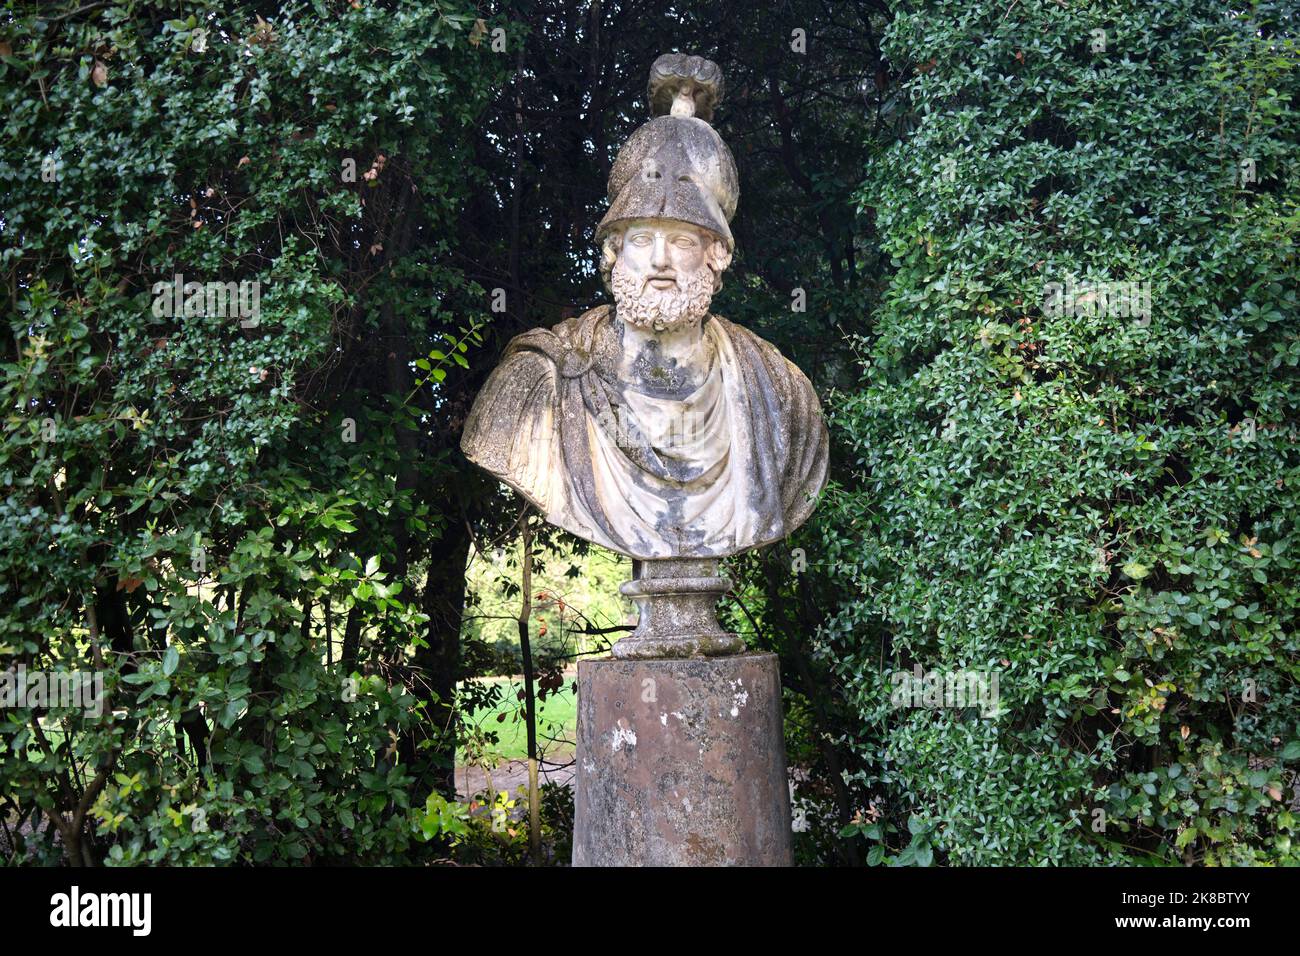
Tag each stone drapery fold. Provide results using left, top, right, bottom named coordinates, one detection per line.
left=461, top=305, right=828, bottom=559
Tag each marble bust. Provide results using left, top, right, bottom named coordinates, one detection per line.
left=461, top=54, right=828, bottom=565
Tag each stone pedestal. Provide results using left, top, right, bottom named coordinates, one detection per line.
left=572, top=652, right=793, bottom=866
left=615, top=558, right=744, bottom=658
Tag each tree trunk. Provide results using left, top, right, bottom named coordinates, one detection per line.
left=399, top=517, right=472, bottom=802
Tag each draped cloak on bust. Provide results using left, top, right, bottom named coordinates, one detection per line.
left=460, top=306, right=828, bottom=559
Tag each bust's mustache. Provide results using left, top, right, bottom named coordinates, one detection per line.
left=643, top=271, right=677, bottom=289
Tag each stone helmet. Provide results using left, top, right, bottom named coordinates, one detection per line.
left=596, top=54, right=740, bottom=251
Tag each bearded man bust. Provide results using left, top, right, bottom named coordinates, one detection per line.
left=461, top=54, right=828, bottom=561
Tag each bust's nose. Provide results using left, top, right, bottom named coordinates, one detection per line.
left=650, top=234, right=671, bottom=270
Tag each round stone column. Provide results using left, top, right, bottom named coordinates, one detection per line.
left=572, top=651, right=793, bottom=866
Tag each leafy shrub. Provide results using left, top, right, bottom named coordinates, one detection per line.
left=821, top=0, right=1300, bottom=864
left=0, top=0, right=504, bottom=864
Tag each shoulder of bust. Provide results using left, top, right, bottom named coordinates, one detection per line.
left=707, top=313, right=796, bottom=366
left=555, top=303, right=611, bottom=337
left=709, top=313, right=823, bottom=406
left=518, top=304, right=610, bottom=344
left=504, top=304, right=611, bottom=378
left=460, top=346, right=559, bottom=465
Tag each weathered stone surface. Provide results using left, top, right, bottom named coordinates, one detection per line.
left=597, top=114, right=739, bottom=251
left=572, top=652, right=793, bottom=866
left=459, top=305, right=828, bottom=559
left=601, top=53, right=736, bottom=247
left=614, top=557, right=743, bottom=658
left=647, top=53, right=724, bottom=123
left=459, top=52, right=829, bottom=565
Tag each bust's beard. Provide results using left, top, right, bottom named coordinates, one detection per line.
left=611, top=258, right=714, bottom=332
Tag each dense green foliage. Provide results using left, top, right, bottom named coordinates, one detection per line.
left=822, top=0, right=1300, bottom=864
left=5, top=0, right=1297, bottom=869
left=1, top=0, right=506, bottom=864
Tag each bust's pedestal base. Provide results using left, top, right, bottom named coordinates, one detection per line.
left=571, top=652, right=793, bottom=866
left=614, top=558, right=744, bottom=658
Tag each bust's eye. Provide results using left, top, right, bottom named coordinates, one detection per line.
left=672, top=236, right=697, bottom=248
left=629, top=234, right=653, bottom=246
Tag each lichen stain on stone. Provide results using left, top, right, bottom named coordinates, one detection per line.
left=683, top=832, right=725, bottom=866
left=730, top=679, right=749, bottom=717
left=612, top=718, right=638, bottom=752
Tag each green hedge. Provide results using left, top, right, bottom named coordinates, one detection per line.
left=823, top=0, right=1300, bottom=864
left=1, top=1, right=502, bottom=864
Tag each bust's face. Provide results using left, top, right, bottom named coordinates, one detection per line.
left=610, top=218, right=721, bottom=332
left=620, top=220, right=711, bottom=288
